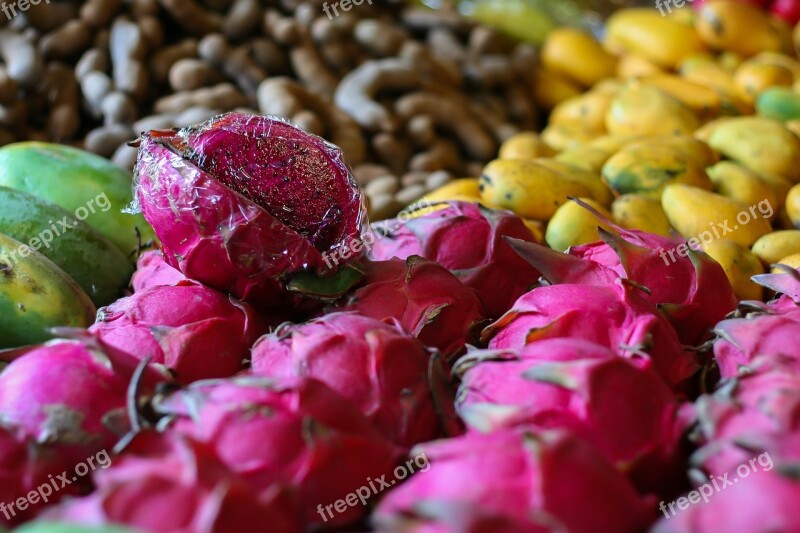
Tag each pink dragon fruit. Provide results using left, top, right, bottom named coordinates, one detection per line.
left=373, top=501, right=553, bottom=533
left=369, top=201, right=540, bottom=318
left=334, top=257, right=485, bottom=359
left=691, top=355, right=800, bottom=476
left=373, top=428, right=654, bottom=533
left=712, top=307, right=800, bottom=378
left=132, top=112, right=366, bottom=307
left=0, top=424, right=78, bottom=526
left=41, top=430, right=302, bottom=533
left=483, top=280, right=698, bottom=391
left=752, top=265, right=800, bottom=309
left=89, top=280, right=271, bottom=384
left=454, top=338, right=691, bottom=494
left=154, top=376, right=402, bottom=526
left=507, top=199, right=737, bottom=345
left=250, top=312, right=450, bottom=446
left=0, top=338, right=168, bottom=466
left=130, top=250, right=186, bottom=292
left=650, top=468, right=800, bottom=533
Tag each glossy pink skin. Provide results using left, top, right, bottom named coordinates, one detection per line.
left=753, top=268, right=800, bottom=307
left=374, top=428, right=654, bottom=533
left=336, top=257, right=485, bottom=359
left=0, top=339, right=166, bottom=465
left=90, top=281, right=271, bottom=384
left=0, top=425, right=77, bottom=526
left=251, top=312, right=442, bottom=446
left=369, top=202, right=540, bottom=318
left=131, top=250, right=187, bottom=292
left=42, top=431, right=302, bottom=533
left=514, top=224, right=736, bottom=346
left=483, top=281, right=698, bottom=390
left=713, top=308, right=800, bottom=378
left=650, top=470, right=800, bottom=533
left=692, top=357, right=800, bottom=475
left=373, top=502, right=552, bottom=533
left=455, top=339, right=690, bottom=493
left=159, top=377, right=401, bottom=527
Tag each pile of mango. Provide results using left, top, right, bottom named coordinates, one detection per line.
left=423, top=1, right=800, bottom=300
left=0, top=143, right=153, bottom=349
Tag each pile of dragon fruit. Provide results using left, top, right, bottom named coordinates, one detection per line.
left=4, top=112, right=800, bottom=533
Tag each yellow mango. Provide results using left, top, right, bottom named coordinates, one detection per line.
left=498, top=132, right=555, bottom=160
left=640, top=75, right=722, bottom=119
left=550, top=90, right=615, bottom=133
left=695, top=1, right=782, bottom=57
left=540, top=123, right=600, bottom=152
left=480, top=159, right=592, bottom=221
left=422, top=178, right=481, bottom=204
left=786, top=119, right=800, bottom=138
left=773, top=253, right=800, bottom=271
left=707, top=161, right=779, bottom=219
left=523, top=218, right=545, bottom=243
left=604, top=8, right=706, bottom=68
left=733, top=59, right=794, bottom=106
left=606, top=83, right=699, bottom=136
left=752, top=52, right=800, bottom=82
left=627, top=135, right=719, bottom=167
left=787, top=183, right=800, bottom=227
left=679, top=57, right=750, bottom=115
left=534, top=158, right=615, bottom=207
left=541, top=28, right=617, bottom=87
left=545, top=198, right=614, bottom=252
left=662, top=184, right=772, bottom=247
left=693, top=116, right=736, bottom=143
left=756, top=172, right=793, bottom=213
left=533, top=68, right=583, bottom=110
left=602, top=143, right=712, bottom=200
left=554, top=146, right=614, bottom=174
left=586, top=134, right=643, bottom=153
left=718, top=51, right=745, bottom=73
left=752, top=230, right=800, bottom=265
left=707, top=117, right=800, bottom=182
left=611, top=194, right=673, bottom=237
left=617, top=54, right=666, bottom=79
left=701, top=239, right=764, bottom=300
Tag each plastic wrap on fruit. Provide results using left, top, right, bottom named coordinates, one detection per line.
left=130, top=112, right=367, bottom=306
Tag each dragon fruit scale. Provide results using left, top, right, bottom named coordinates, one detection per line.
left=752, top=265, right=800, bottom=309
left=89, top=281, right=272, bottom=384
left=154, top=376, right=402, bottom=527
left=41, top=430, right=302, bottom=533
left=132, top=112, right=366, bottom=307
left=251, top=312, right=450, bottom=446
left=0, top=338, right=168, bottom=466
left=507, top=198, right=737, bottom=346
left=454, top=339, right=692, bottom=494
left=334, top=257, right=486, bottom=359
left=483, top=280, right=699, bottom=391
left=130, top=250, right=186, bottom=292
left=373, top=428, right=654, bottom=533
left=369, top=201, right=540, bottom=318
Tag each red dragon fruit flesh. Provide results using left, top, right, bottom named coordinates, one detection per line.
left=90, top=280, right=272, bottom=384
left=131, top=112, right=366, bottom=306
left=251, top=312, right=450, bottom=446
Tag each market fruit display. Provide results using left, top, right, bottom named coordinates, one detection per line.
left=3, top=1, right=800, bottom=532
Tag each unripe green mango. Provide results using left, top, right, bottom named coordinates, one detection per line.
left=0, top=142, right=155, bottom=256
left=756, top=87, right=800, bottom=122
left=0, top=186, right=133, bottom=306
left=0, top=232, right=96, bottom=349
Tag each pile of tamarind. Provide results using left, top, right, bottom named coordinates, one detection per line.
left=0, top=0, right=539, bottom=219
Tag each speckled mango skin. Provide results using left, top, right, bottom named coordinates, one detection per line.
left=0, top=232, right=95, bottom=349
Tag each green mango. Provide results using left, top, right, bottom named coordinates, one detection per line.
left=756, top=86, right=800, bottom=122
left=0, top=232, right=96, bottom=349
left=0, top=186, right=133, bottom=306
left=14, top=523, right=140, bottom=533
left=0, top=142, right=155, bottom=256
